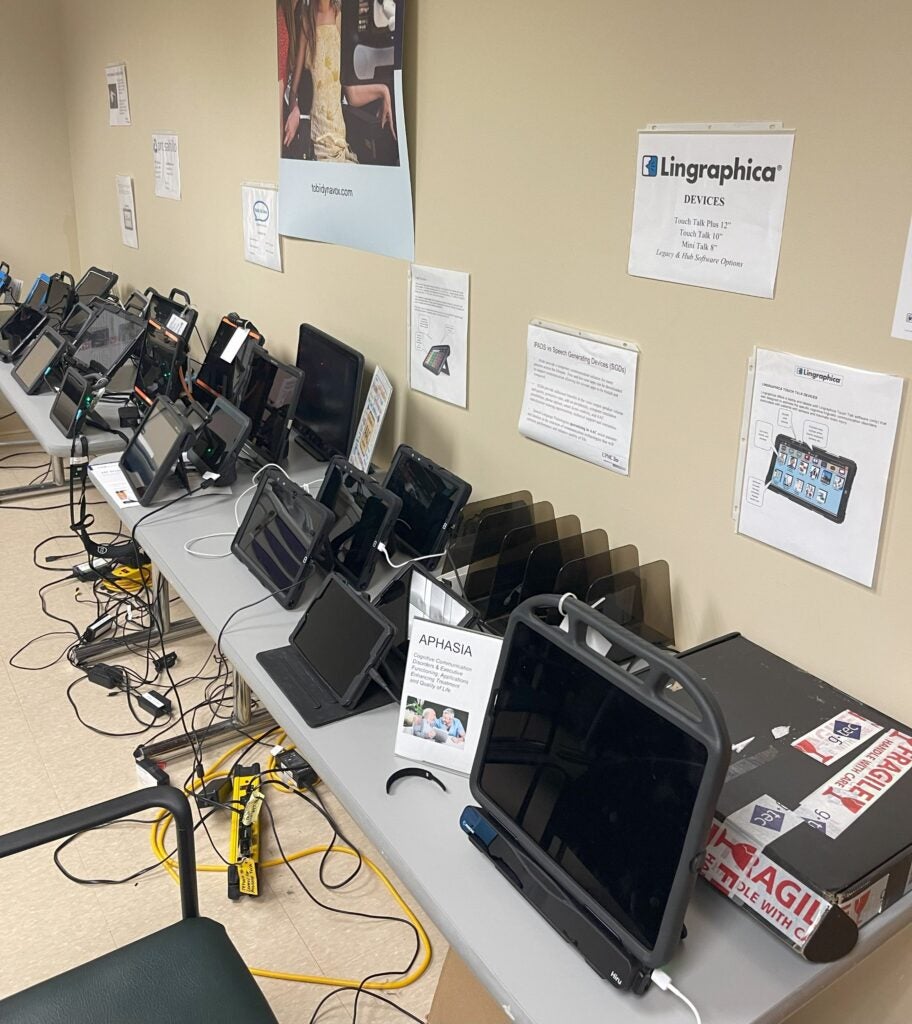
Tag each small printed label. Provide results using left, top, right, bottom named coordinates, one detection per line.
left=839, top=876, right=888, bottom=928
left=237, top=858, right=258, bottom=896
left=220, top=326, right=249, bottom=363
left=792, top=710, right=883, bottom=765
left=166, top=312, right=188, bottom=336
left=724, top=794, right=804, bottom=848
left=796, top=729, right=912, bottom=839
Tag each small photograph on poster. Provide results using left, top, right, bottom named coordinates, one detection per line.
left=402, top=698, right=471, bottom=749
left=736, top=348, right=903, bottom=587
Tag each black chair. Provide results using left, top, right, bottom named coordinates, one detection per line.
left=0, top=786, right=278, bottom=1024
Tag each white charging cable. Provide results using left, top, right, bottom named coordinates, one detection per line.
left=651, top=969, right=702, bottom=1024
left=184, top=463, right=305, bottom=559
left=376, top=540, right=446, bottom=570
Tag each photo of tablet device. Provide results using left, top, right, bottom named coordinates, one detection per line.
left=232, top=469, right=333, bottom=608
left=382, top=444, right=471, bottom=562
left=70, top=303, right=147, bottom=376
left=422, top=344, right=451, bottom=376
left=373, top=562, right=475, bottom=688
left=49, top=367, right=92, bottom=438
left=316, top=456, right=401, bottom=590
left=257, top=572, right=395, bottom=727
left=12, top=330, right=65, bottom=395
left=186, top=397, right=251, bottom=486
left=293, top=324, right=364, bottom=461
left=119, top=397, right=194, bottom=506
left=765, top=434, right=856, bottom=524
left=0, top=305, right=48, bottom=362
left=236, top=348, right=303, bottom=465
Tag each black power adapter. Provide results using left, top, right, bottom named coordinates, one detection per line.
left=136, top=690, right=172, bottom=718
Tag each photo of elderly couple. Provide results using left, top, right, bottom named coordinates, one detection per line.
left=403, top=698, right=469, bottom=749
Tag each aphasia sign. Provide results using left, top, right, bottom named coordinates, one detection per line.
left=629, top=131, right=794, bottom=298
left=276, top=0, right=414, bottom=260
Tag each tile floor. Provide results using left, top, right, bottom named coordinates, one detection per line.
left=0, top=435, right=446, bottom=1023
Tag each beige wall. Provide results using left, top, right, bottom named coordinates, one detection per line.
left=45, top=1, right=912, bottom=1019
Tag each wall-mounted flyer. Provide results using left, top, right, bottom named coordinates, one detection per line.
left=241, top=183, right=282, bottom=272
left=105, top=63, right=131, bottom=126
left=629, top=130, right=794, bottom=298
left=518, top=320, right=638, bottom=475
left=115, top=175, right=138, bottom=249
left=152, top=133, right=181, bottom=201
left=736, top=348, right=903, bottom=586
left=349, top=365, right=392, bottom=471
left=408, top=264, right=469, bottom=408
left=394, top=621, right=501, bottom=776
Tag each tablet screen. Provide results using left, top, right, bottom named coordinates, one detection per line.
left=1, top=306, right=44, bottom=348
left=50, top=370, right=87, bottom=435
left=73, top=307, right=145, bottom=373
left=135, top=403, right=183, bottom=464
left=294, top=325, right=363, bottom=457
left=384, top=449, right=468, bottom=556
left=76, top=270, right=111, bottom=300
left=237, top=351, right=301, bottom=461
left=292, top=577, right=386, bottom=698
left=15, top=333, right=59, bottom=388
left=769, top=439, right=849, bottom=518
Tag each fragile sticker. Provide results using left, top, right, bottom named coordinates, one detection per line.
left=796, top=729, right=912, bottom=838
left=792, top=709, right=883, bottom=765
left=839, top=876, right=888, bottom=928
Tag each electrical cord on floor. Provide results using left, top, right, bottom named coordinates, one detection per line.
left=651, top=969, right=703, bottom=1024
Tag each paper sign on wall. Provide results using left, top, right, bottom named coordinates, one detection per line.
left=891, top=216, right=912, bottom=341
left=105, top=63, right=131, bottom=126
left=736, top=348, right=902, bottom=586
left=349, top=366, right=392, bottom=472
left=242, top=183, right=282, bottom=272
left=115, top=175, right=138, bottom=249
left=408, top=265, right=469, bottom=408
left=518, top=321, right=638, bottom=475
left=629, top=130, right=794, bottom=298
left=152, top=133, right=181, bottom=201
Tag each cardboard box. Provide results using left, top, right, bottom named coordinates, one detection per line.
left=675, top=633, right=912, bottom=962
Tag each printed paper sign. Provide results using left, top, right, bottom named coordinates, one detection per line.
left=219, top=326, right=249, bottom=364
left=242, top=183, right=282, bottom=272
left=115, top=175, right=138, bottom=249
left=408, top=265, right=469, bottom=408
left=166, top=313, right=188, bottom=337
left=891, top=216, right=912, bottom=341
left=736, top=348, right=903, bottom=586
left=152, top=133, right=181, bottom=201
left=629, top=130, right=794, bottom=298
left=518, top=321, right=638, bottom=475
left=349, top=366, right=392, bottom=472
left=91, top=462, right=138, bottom=508
left=106, top=63, right=131, bottom=126
left=792, top=710, right=883, bottom=765
left=796, top=729, right=912, bottom=838
left=395, top=621, right=501, bottom=775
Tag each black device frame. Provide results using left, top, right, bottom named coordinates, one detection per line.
left=119, top=397, right=195, bottom=506
left=133, top=318, right=188, bottom=404
left=49, top=366, right=93, bottom=439
left=236, top=347, right=304, bottom=466
left=191, top=313, right=264, bottom=409
left=765, top=434, right=857, bottom=524
left=469, top=595, right=730, bottom=970
left=0, top=304, right=48, bottom=362
left=422, top=344, right=451, bottom=376
left=69, top=300, right=148, bottom=378
left=142, top=287, right=198, bottom=341
left=75, top=266, right=118, bottom=302
left=293, top=323, right=365, bottom=461
left=316, top=455, right=402, bottom=590
left=232, top=469, right=333, bottom=609
left=12, top=329, right=66, bottom=395
left=382, top=444, right=472, bottom=562
left=186, top=396, right=251, bottom=486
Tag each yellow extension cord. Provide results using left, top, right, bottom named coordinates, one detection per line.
left=149, top=731, right=432, bottom=990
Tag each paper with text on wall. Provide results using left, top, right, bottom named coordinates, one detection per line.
left=115, top=175, right=138, bottom=249
left=735, top=348, right=902, bottom=587
left=629, top=130, right=794, bottom=298
left=408, top=265, right=469, bottom=408
left=152, top=133, right=181, bottom=201
left=349, top=366, right=392, bottom=472
left=891, top=216, right=912, bottom=341
left=105, top=63, right=131, bottom=126
left=394, top=620, right=501, bottom=776
left=242, top=183, right=282, bottom=272
left=518, top=321, right=638, bottom=475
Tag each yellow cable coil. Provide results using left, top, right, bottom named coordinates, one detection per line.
left=149, top=731, right=432, bottom=989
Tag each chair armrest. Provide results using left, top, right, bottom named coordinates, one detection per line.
left=0, top=786, right=199, bottom=919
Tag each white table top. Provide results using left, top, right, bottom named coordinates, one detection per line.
left=89, top=452, right=912, bottom=1024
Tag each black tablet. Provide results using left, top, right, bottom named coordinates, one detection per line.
left=373, top=562, right=475, bottom=687
left=57, top=301, right=95, bottom=343
left=49, top=367, right=92, bottom=438
left=40, top=273, right=74, bottom=320
left=382, top=444, right=471, bottom=562
left=766, top=435, right=856, bottom=525
left=422, top=344, right=451, bottom=376
left=119, top=397, right=194, bottom=506
left=75, top=267, right=118, bottom=302
left=70, top=302, right=147, bottom=376
left=293, top=324, right=364, bottom=461
left=191, top=314, right=265, bottom=410
left=187, top=397, right=251, bottom=485
left=236, top=348, right=303, bottom=465
left=134, top=319, right=187, bottom=403
left=289, top=573, right=394, bottom=708
left=12, top=330, right=65, bottom=395
left=232, top=469, right=333, bottom=608
left=0, top=305, right=48, bottom=362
